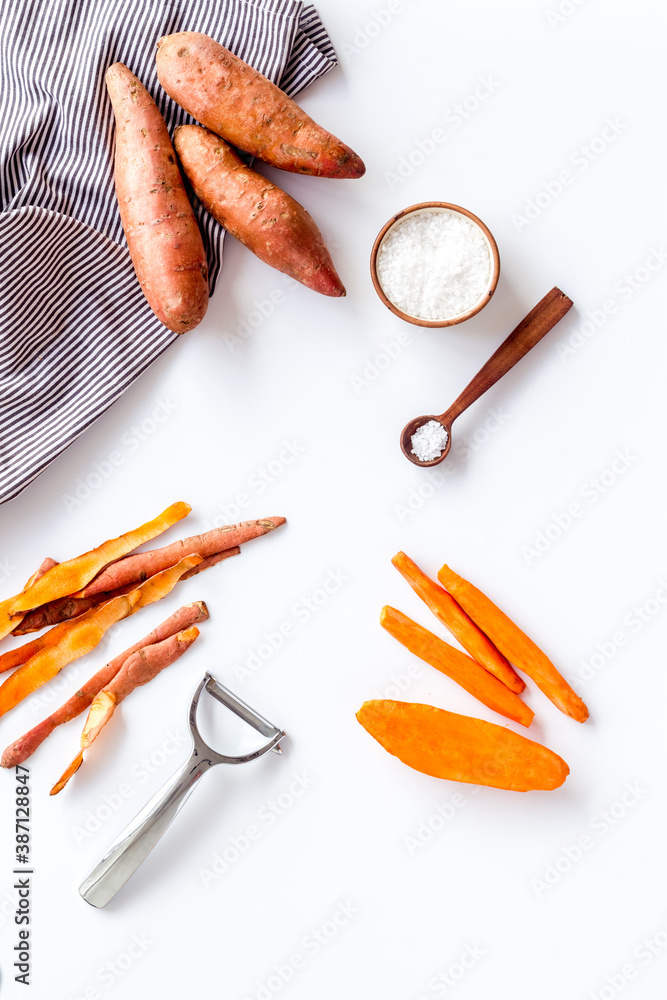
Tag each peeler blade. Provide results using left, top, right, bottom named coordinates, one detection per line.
left=203, top=673, right=284, bottom=749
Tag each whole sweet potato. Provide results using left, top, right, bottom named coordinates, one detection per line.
left=157, top=32, right=365, bottom=179
left=174, top=126, right=345, bottom=296
left=106, top=63, right=209, bottom=333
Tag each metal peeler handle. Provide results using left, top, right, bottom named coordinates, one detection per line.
left=79, top=672, right=285, bottom=907
left=79, top=750, right=209, bottom=908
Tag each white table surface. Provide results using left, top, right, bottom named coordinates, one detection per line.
left=1, top=1, right=666, bottom=997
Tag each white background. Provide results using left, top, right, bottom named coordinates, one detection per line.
left=1, top=0, right=666, bottom=997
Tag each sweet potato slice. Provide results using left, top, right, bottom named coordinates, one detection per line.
left=438, top=565, right=589, bottom=723
left=380, top=606, right=533, bottom=728
left=357, top=700, right=569, bottom=792
left=391, top=552, right=524, bottom=693
left=156, top=32, right=365, bottom=178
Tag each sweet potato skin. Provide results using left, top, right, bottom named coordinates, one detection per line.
left=157, top=33, right=365, bottom=178
left=106, top=62, right=209, bottom=333
left=174, top=126, right=345, bottom=296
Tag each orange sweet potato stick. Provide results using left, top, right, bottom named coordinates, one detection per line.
left=0, top=591, right=142, bottom=717
left=12, top=547, right=238, bottom=636
left=75, top=517, right=285, bottom=598
left=0, top=555, right=201, bottom=717
left=356, top=700, right=570, bottom=791
left=437, top=565, right=589, bottom=723
left=380, top=606, right=534, bottom=728
left=1, top=502, right=190, bottom=633
left=391, top=552, right=524, bottom=693
left=50, top=626, right=200, bottom=794
left=1, top=602, right=209, bottom=768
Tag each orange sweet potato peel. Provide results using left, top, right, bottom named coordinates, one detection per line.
left=0, top=502, right=190, bottom=639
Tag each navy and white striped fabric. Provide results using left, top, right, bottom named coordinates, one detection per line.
left=0, top=0, right=337, bottom=504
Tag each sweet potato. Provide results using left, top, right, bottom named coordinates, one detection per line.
left=174, top=126, right=345, bottom=296
left=156, top=32, right=365, bottom=178
left=357, top=700, right=570, bottom=792
left=106, top=62, right=208, bottom=333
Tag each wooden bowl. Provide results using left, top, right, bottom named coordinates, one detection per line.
left=370, top=201, right=500, bottom=328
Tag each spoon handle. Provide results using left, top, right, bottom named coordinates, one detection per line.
left=441, top=287, right=573, bottom=425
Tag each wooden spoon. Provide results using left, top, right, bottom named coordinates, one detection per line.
left=401, top=287, right=573, bottom=467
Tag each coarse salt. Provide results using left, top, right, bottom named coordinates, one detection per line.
left=411, top=420, right=448, bottom=462
left=376, top=209, right=492, bottom=321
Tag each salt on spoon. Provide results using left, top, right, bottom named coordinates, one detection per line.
left=410, top=420, right=449, bottom=463
left=401, top=288, right=574, bottom=467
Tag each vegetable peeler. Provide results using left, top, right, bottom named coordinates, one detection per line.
left=79, top=672, right=285, bottom=907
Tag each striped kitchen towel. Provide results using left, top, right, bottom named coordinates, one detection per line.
left=0, top=0, right=337, bottom=504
